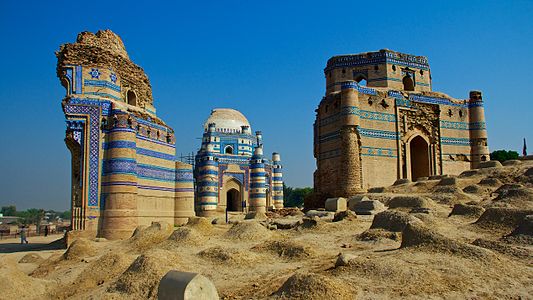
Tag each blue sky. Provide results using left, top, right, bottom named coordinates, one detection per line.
left=0, top=1, right=531, bottom=211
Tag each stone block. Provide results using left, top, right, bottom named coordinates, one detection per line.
left=347, top=195, right=370, bottom=211
left=352, top=200, right=386, bottom=215
left=325, top=197, right=347, bottom=212
left=158, top=270, right=219, bottom=300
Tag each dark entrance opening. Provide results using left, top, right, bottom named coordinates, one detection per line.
left=403, top=74, right=415, bottom=91
left=227, top=188, right=241, bottom=211
left=410, top=136, right=430, bottom=180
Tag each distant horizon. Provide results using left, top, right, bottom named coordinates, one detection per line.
left=0, top=0, right=531, bottom=211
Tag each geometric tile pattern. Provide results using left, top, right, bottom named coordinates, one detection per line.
left=361, top=146, right=397, bottom=158
left=64, top=102, right=102, bottom=207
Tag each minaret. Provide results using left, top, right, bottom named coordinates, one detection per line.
left=271, top=152, right=284, bottom=209
left=101, top=112, right=138, bottom=240
left=197, top=123, right=219, bottom=217
left=468, top=91, right=490, bottom=168
left=249, top=145, right=267, bottom=213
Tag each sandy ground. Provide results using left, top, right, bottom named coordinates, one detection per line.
left=1, top=161, right=532, bottom=300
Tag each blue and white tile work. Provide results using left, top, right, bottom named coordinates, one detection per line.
left=58, top=30, right=196, bottom=239
left=195, top=108, right=284, bottom=215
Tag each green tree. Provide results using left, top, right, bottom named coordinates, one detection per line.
left=490, top=150, right=519, bottom=162
left=16, top=208, right=45, bottom=226
left=1, top=205, right=17, bottom=216
left=59, top=210, right=71, bottom=220
left=283, top=184, right=313, bottom=208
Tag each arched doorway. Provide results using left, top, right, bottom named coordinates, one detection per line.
left=227, top=188, right=241, bottom=211
left=410, top=136, right=430, bottom=180
left=126, top=90, right=137, bottom=106
left=403, top=75, right=415, bottom=91
left=224, top=145, right=234, bottom=154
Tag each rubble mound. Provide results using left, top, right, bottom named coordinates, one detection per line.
left=253, top=240, right=314, bottom=259
left=472, top=239, right=531, bottom=259
left=358, top=228, right=400, bottom=241
left=186, top=217, right=213, bottom=234
left=298, top=216, right=323, bottom=229
left=503, top=160, right=522, bottom=166
left=475, top=208, right=533, bottom=230
left=509, top=215, right=533, bottom=236
left=387, top=196, right=431, bottom=209
left=57, top=252, right=133, bottom=298
left=459, top=169, right=481, bottom=177
left=370, top=210, right=422, bottom=232
left=526, top=167, right=533, bottom=177
left=437, top=177, right=458, bottom=186
left=245, top=211, right=268, bottom=220
left=400, top=223, right=491, bottom=259
left=225, top=221, right=272, bottom=241
left=18, top=253, right=44, bottom=264
left=198, top=246, right=256, bottom=264
left=479, top=161, right=503, bottom=168
left=167, top=227, right=205, bottom=245
left=0, top=262, right=48, bottom=299
left=332, top=210, right=357, bottom=222
left=449, top=204, right=485, bottom=217
left=130, top=221, right=173, bottom=250
left=479, top=177, right=502, bottom=187
left=492, top=184, right=533, bottom=204
left=63, top=238, right=98, bottom=260
left=110, top=249, right=181, bottom=299
left=503, top=215, right=533, bottom=244
left=272, top=273, right=353, bottom=300
left=463, top=184, right=483, bottom=194
left=333, top=256, right=405, bottom=280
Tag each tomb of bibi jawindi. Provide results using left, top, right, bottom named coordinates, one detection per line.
left=194, top=109, right=284, bottom=216
left=310, top=49, right=489, bottom=207
left=57, top=30, right=283, bottom=239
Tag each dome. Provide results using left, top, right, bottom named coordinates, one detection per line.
left=203, top=108, right=251, bottom=133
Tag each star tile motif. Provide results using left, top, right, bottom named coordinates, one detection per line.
left=110, top=72, right=117, bottom=83
left=89, top=68, right=100, bottom=79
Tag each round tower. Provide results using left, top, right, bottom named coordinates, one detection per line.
left=468, top=90, right=490, bottom=168
left=256, top=131, right=263, bottom=146
left=339, top=125, right=363, bottom=197
left=271, top=152, right=284, bottom=209
left=197, top=154, right=219, bottom=217
left=101, top=113, right=139, bottom=240
left=249, top=146, right=267, bottom=213
left=174, top=161, right=196, bottom=225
